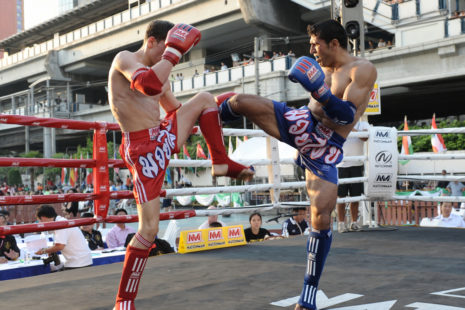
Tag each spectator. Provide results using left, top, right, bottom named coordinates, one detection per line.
left=378, top=38, right=386, bottom=48
left=287, top=50, right=295, bottom=57
left=0, top=209, right=11, bottom=225
left=179, top=72, right=184, bottom=80
left=244, top=212, right=270, bottom=242
left=220, top=62, right=228, bottom=70
left=203, top=66, right=210, bottom=74
left=0, top=213, right=20, bottom=263
left=193, top=69, right=199, bottom=77
left=35, top=205, right=92, bottom=269
left=125, top=175, right=132, bottom=190
left=62, top=188, right=79, bottom=218
left=437, top=170, right=449, bottom=188
left=109, top=180, right=117, bottom=192
left=336, top=120, right=370, bottom=233
left=446, top=180, right=465, bottom=196
left=80, top=212, right=105, bottom=250
left=387, top=40, right=393, bottom=49
left=105, top=208, right=136, bottom=248
left=198, top=206, right=226, bottom=229
left=282, top=208, right=309, bottom=237
left=209, top=222, right=223, bottom=228
left=433, top=201, right=465, bottom=228
left=368, top=40, right=375, bottom=52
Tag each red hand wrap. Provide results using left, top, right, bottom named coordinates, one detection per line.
left=130, top=67, right=163, bottom=96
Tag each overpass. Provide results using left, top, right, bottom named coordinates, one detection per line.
left=0, top=0, right=464, bottom=154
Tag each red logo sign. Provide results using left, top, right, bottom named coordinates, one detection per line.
left=187, top=232, right=202, bottom=243
left=208, top=229, right=223, bottom=241
left=228, top=227, right=242, bottom=238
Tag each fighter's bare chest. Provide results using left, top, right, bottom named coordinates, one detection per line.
left=324, top=70, right=351, bottom=99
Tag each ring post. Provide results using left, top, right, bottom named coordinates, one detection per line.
left=93, top=125, right=110, bottom=220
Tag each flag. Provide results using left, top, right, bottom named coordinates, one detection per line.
left=228, top=136, right=234, bottom=156
left=431, top=113, right=446, bottom=153
left=243, top=136, right=248, bottom=141
left=61, top=166, right=68, bottom=185
left=69, top=164, right=76, bottom=187
left=86, top=152, right=92, bottom=185
left=183, top=144, right=191, bottom=160
left=400, top=116, right=413, bottom=165
left=196, top=143, right=207, bottom=159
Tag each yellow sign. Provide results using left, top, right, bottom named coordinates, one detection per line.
left=178, top=225, right=247, bottom=254
left=365, top=83, right=381, bottom=115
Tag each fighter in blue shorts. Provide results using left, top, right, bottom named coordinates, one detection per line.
left=215, top=20, right=377, bottom=310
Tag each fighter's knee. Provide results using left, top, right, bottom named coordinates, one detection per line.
left=196, top=91, right=215, bottom=104
left=139, top=224, right=158, bottom=241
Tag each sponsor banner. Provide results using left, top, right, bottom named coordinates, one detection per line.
left=366, top=126, right=398, bottom=199
left=365, top=83, right=381, bottom=115
left=178, top=225, right=247, bottom=254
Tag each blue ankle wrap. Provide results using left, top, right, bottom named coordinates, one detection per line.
left=298, top=229, right=332, bottom=309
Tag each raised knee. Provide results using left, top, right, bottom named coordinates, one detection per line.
left=139, top=225, right=158, bottom=241
left=197, top=91, right=215, bottom=104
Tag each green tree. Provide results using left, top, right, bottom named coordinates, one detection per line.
left=398, top=119, right=465, bottom=152
left=7, top=168, right=22, bottom=186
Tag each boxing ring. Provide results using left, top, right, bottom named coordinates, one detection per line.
left=1, top=114, right=465, bottom=236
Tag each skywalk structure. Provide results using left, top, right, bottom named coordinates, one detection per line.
left=0, top=0, right=464, bottom=155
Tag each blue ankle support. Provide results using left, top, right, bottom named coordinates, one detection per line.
left=298, top=229, right=333, bottom=309
left=219, top=98, right=241, bottom=123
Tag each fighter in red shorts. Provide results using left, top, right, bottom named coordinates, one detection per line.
left=108, top=21, right=254, bottom=309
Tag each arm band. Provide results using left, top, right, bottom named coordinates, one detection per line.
left=130, top=67, right=163, bottom=96
left=322, top=94, right=356, bottom=125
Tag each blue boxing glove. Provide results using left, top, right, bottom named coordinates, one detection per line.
left=288, top=56, right=331, bottom=102
left=288, top=56, right=356, bottom=125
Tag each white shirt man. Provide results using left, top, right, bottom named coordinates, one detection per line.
left=433, top=202, right=465, bottom=228
left=35, top=205, right=92, bottom=269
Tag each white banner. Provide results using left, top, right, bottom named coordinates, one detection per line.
left=366, top=127, right=398, bottom=199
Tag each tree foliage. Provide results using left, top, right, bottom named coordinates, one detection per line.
left=398, top=119, right=465, bottom=152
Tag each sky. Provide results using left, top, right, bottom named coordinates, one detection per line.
left=24, top=0, right=60, bottom=30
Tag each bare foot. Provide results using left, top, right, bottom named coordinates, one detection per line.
left=212, top=162, right=255, bottom=182
left=294, top=304, right=311, bottom=310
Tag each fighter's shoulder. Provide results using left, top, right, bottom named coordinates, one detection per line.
left=113, top=50, right=136, bottom=67
left=350, top=58, right=377, bottom=83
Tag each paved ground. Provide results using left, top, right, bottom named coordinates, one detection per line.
left=2, top=226, right=465, bottom=310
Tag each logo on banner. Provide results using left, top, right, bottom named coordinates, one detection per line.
left=187, top=232, right=202, bottom=243
left=375, top=173, right=393, bottom=183
left=208, top=229, right=223, bottom=241
left=375, top=151, right=392, bottom=163
left=376, top=131, right=390, bottom=138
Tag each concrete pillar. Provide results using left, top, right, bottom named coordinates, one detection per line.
left=11, top=97, right=16, bottom=115
left=266, top=136, right=281, bottom=205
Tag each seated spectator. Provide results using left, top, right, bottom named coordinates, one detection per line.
left=198, top=206, right=226, bottom=229
left=287, top=50, right=295, bottom=57
left=209, top=221, right=223, bottom=228
left=437, top=170, right=449, bottom=188
left=433, top=201, right=465, bottom=228
left=105, top=208, right=136, bottom=248
left=62, top=188, right=79, bottom=218
left=387, top=40, right=393, bottom=49
left=244, top=212, right=270, bottom=242
left=220, top=62, right=228, bottom=70
left=0, top=209, right=11, bottom=225
left=0, top=213, right=20, bottom=263
left=80, top=212, right=105, bottom=250
left=193, top=69, right=200, bottom=77
left=35, top=205, right=92, bottom=269
left=446, top=181, right=465, bottom=196
left=282, top=208, right=308, bottom=237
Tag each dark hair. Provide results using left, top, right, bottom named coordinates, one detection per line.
left=292, top=207, right=306, bottom=213
left=307, top=19, right=347, bottom=49
left=115, top=208, right=128, bottom=215
left=249, top=212, right=262, bottom=223
left=36, top=205, right=57, bottom=219
left=145, top=20, right=175, bottom=43
left=81, top=212, right=94, bottom=218
left=209, top=221, right=223, bottom=228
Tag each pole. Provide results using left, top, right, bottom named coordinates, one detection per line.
left=254, top=37, right=260, bottom=96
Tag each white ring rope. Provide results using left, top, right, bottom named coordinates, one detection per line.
left=168, top=156, right=366, bottom=168
left=399, top=128, right=465, bottom=135
left=399, top=153, right=465, bottom=160
left=397, top=175, right=465, bottom=182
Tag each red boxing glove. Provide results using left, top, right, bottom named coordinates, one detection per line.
left=214, top=92, right=237, bottom=107
left=162, top=23, right=201, bottom=66
left=130, top=67, right=163, bottom=96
